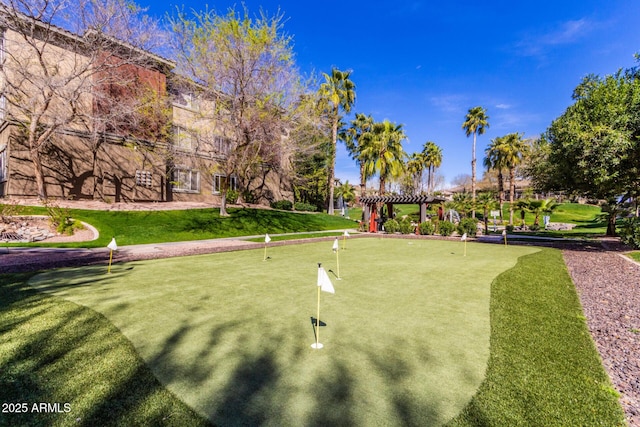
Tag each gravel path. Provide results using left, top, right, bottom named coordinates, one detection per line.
left=563, top=240, right=640, bottom=426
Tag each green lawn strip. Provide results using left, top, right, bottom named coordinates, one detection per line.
left=27, top=239, right=537, bottom=425
left=0, top=273, right=211, bottom=427
left=627, top=251, right=640, bottom=262
left=447, top=248, right=626, bottom=426
left=1, top=206, right=357, bottom=248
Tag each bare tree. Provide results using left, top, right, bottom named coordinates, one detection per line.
left=0, top=0, right=166, bottom=199
left=169, top=6, right=306, bottom=215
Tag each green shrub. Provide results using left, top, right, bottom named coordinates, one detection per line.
left=418, top=221, right=435, bottom=235
left=398, top=218, right=414, bottom=234
left=270, top=200, right=293, bottom=211
left=226, top=189, right=239, bottom=204
left=439, top=221, right=455, bottom=236
left=384, top=218, right=399, bottom=233
left=458, top=217, right=478, bottom=237
left=44, top=200, right=83, bottom=235
left=242, top=190, right=257, bottom=204
left=294, top=202, right=317, bottom=212
left=506, top=224, right=515, bottom=233
left=619, top=217, right=640, bottom=249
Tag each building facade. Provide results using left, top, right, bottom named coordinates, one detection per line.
left=0, top=11, right=293, bottom=206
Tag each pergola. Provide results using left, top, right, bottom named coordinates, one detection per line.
left=359, top=195, right=447, bottom=232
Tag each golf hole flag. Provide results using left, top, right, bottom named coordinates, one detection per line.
left=263, top=234, right=271, bottom=261
left=107, top=238, right=117, bottom=273
left=461, top=233, right=467, bottom=241
left=317, top=264, right=335, bottom=294
left=312, top=263, right=335, bottom=349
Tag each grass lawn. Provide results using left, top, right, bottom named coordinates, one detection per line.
left=627, top=251, right=640, bottom=263
left=0, top=238, right=623, bottom=425
left=0, top=206, right=357, bottom=248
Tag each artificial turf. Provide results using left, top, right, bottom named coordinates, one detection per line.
left=27, top=238, right=537, bottom=425
left=1, top=238, right=625, bottom=426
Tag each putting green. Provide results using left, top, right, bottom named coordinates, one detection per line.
left=29, top=238, right=538, bottom=426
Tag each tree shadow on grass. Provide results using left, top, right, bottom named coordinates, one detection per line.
left=0, top=275, right=211, bottom=427
left=5, top=270, right=473, bottom=426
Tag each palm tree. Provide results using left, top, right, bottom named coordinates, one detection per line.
left=360, top=120, right=407, bottom=195
left=462, top=106, right=489, bottom=218
left=335, top=180, right=356, bottom=205
left=501, top=132, right=528, bottom=225
left=342, top=113, right=374, bottom=198
left=452, top=192, right=473, bottom=218
left=318, top=68, right=356, bottom=214
left=476, top=191, right=496, bottom=234
left=484, top=136, right=507, bottom=223
left=515, top=198, right=530, bottom=227
left=422, top=141, right=442, bottom=194
left=528, top=198, right=558, bottom=228
left=406, top=152, right=426, bottom=194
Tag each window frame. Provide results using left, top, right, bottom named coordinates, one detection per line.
left=0, top=147, right=6, bottom=183
left=212, top=173, right=237, bottom=194
left=172, top=167, right=200, bottom=193
left=173, top=126, right=196, bottom=152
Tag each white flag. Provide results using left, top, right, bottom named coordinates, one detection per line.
left=502, top=229, right=506, bottom=236
left=107, top=238, right=118, bottom=251
left=265, top=234, right=271, bottom=243
left=332, top=238, right=339, bottom=252
left=461, top=233, right=467, bottom=241
left=343, top=230, right=350, bottom=237
left=317, top=266, right=335, bottom=294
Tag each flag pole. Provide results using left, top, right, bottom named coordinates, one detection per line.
left=316, top=281, right=321, bottom=347
left=312, top=262, right=324, bottom=349
left=108, top=249, right=114, bottom=273
left=333, top=238, right=341, bottom=280
left=503, top=229, right=507, bottom=246
left=464, top=239, right=467, bottom=256
left=312, top=262, right=335, bottom=349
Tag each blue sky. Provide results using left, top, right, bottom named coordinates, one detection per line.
left=144, top=0, right=640, bottom=188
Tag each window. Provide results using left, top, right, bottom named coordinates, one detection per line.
left=212, top=174, right=237, bottom=194
left=135, top=170, right=152, bottom=187
left=173, top=126, right=195, bottom=151
left=174, top=91, right=200, bottom=111
left=214, top=136, right=231, bottom=156
left=172, top=168, right=200, bottom=192
left=0, top=148, right=6, bottom=182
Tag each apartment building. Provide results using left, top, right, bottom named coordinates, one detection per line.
left=0, top=10, right=292, bottom=206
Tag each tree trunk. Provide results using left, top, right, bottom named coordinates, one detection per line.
left=483, top=208, right=489, bottom=234
left=471, top=132, right=477, bottom=219
left=31, top=149, right=48, bottom=200
left=508, top=168, right=515, bottom=225
left=379, top=175, right=385, bottom=196
left=327, top=114, right=338, bottom=215
left=606, top=210, right=617, bottom=236
left=497, top=170, right=504, bottom=223
left=359, top=162, right=366, bottom=198
left=220, top=189, right=228, bottom=216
